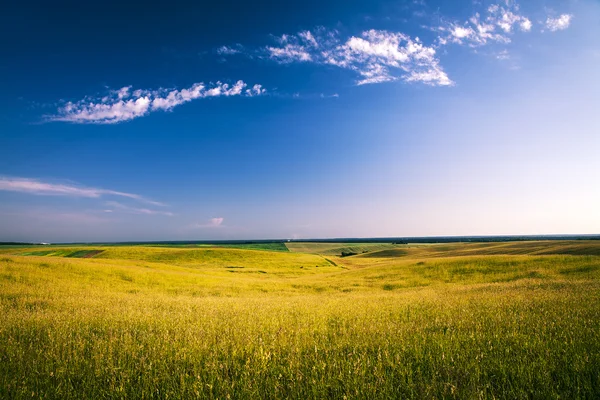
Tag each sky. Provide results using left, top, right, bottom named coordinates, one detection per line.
left=1, top=0, right=599, bottom=242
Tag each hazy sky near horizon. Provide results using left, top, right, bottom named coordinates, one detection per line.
left=1, top=0, right=599, bottom=242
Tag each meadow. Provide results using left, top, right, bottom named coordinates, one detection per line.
left=1, top=241, right=599, bottom=399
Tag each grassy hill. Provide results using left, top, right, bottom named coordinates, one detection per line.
left=285, top=242, right=401, bottom=256
left=344, top=240, right=600, bottom=258
left=1, top=242, right=599, bottom=398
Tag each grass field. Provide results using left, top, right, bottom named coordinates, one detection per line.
left=1, top=241, right=599, bottom=398
left=285, top=242, right=401, bottom=256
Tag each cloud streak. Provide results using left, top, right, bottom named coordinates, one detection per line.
left=0, top=177, right=165, bottom=206
left=104, top=201, right=174, bottom=216
left=48, top=81, right=266, bottom=124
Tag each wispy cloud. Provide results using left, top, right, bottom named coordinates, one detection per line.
left=48, top=80, right=266, bottom=124
left=0, top=176, right=165, bottom=206
left=262, top=28, right=452, bottom=86
left=436, top=4, right=532, bottom=48
left=495, top=49, right=511, bottom=60
left=267, top=43, right=314, bottom=62
left=545, top=14, right=573, bottom=32
left=104, top=201, right=174, bottom=216
left=298, top=30, right=319, bottom=47
left=216, top=45, right=243, bottom=55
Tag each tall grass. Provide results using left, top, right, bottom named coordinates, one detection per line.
left=1, top=244, right=599, bottom=399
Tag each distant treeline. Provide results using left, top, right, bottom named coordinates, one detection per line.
left=308, top=235, right=600, bottom=244
left=8, top=234, right=598, bottom=247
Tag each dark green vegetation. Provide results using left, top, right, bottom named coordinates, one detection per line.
left=1, top=241, right=599, bottom=399
left=146, top=243, right=290, bottom=252
left=18, top=249, right=104, bottom=258
left=213, top=242, right=289, bottom=252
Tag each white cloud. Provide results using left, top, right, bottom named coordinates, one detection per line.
left=266, top=28, right=452, bottom=86
left=335, top=30, right=452, bottom=86
left=405, top=65, right=453, bottom=86
left=520, top=19, right=532, bottom=32
left=345, top=32, right=412, bottom=63
left=437, top=4, right=533, bottom=47
left=267, top=44, right=313, bottom=62
left=49, top=80, right=266, bottom=124
left=216, top=45, right=242, bottom=55
left=246, top=84, right=266, bottom=97
left=546, top=14, right=573, bottom=32
left=487, top=5, right=531, bottom=33
left=55, top=96, right=152, bottom=124
left=0, top=176, right=165, bottom=206
left=452, top=26, right=475, bottom=40
left=428, top=3, right=573, bottom=71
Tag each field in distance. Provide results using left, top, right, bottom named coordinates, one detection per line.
left=1, top=241, right=599, bottom=398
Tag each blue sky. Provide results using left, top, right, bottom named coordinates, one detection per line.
left=1, top=0, right=599, bottom=242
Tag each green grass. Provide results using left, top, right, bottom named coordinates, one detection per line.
left=17, top=249, right=104, bottom=258
left=1, top=242, right=599, bottom=399
left=286, top=242, right=401, bottom=256
left=355, top=240, right=600, bottom=258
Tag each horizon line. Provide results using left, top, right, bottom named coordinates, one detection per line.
left=2, top=233, right=600, bottom=246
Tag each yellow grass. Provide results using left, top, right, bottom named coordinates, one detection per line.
left=1, top=242, right=599, bottom=398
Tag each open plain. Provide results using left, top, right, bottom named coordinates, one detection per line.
left=1, top=240, right=599, bottom=399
